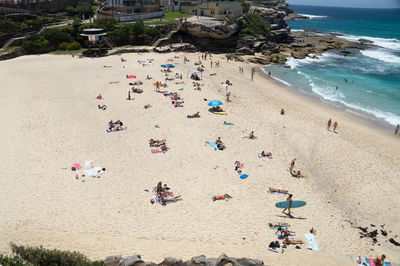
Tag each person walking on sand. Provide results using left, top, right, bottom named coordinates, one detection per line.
left=394, top=124, right=399, bottom=136
left=333, top=121, right=338, bottom=133
left=251, top=67, right=256, bottom=81
left=290, top=159, right=296, bottom=172
left=327, top=119, right=332, bottom=131
left=282, top=194, right=293, bottom=215
left=128, top=91, right=131, bottom=100
left=226, top=87, right=231, bottom=102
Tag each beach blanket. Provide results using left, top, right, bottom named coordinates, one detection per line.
left=72, top=163, right=82, bottom=170
left=268, top=222, right=288, bottom=230
left=151, top=149, right=165, bottom=153
left=304, top=233, right=319, bottom=251
left=85, top=167, right=103, bottom=177
left=207, top=142, right=218, bottom=150
left=224, top=122, right=234, bottom=125
left=362, top=257, right=392, bottom=266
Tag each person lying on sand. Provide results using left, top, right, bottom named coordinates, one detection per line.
left=213, top=106, right=224, bottom=112
left=172, top=101, right=184, bottom=107
left=103, top=65, right=112, bottom=68
left=268, top=222, right=290, bottom=228
left=374, top=254, right=386, bottom=266
left=161, top=144, right=169, bottom=152
left=121, top=58, right=126, bottom=62
left=212, top=194, right=232, bottom=201
left=146, top=75, right=152, bottom=80
left=109, top=81, right=120, bottom=84
left=175, top=81, right=184, bottom=84
left=193, top=112, right=200, bottom=118
left=281, top=109, right=285, bottom=115
left=261, top=151, right=272, bottom=158
left=276, top=228, right=296, bottom=238
left=291, top=170, right=304, bottom=178
left=144, top=104, right=152, bottom=109
left=269, top=187, right=288, bottom=194
left=249, top=131, right=257, bottom=139
left=96, top=93, right=103, bottom=99
left=98, top=104, right=107, bottom=110
left=283, top=238, right=304, bottom=245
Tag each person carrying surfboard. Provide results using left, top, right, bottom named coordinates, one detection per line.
left=282, top=194, right=293, bottom=215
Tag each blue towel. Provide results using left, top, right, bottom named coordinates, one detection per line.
left=224, top=122, right=234, bottom=125
left=207, top=142, right=218, bottom=150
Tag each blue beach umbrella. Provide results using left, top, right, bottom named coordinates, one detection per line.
left=208, top=100, right=223, bottom=107
left=133, top=81, right=143, bottom=86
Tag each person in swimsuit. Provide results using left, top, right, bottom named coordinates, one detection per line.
left=282, top=194, right=293, bottom=215
left=327, top=119, right=332, bottom=131
left=212, top=194, right=232, bottom=201
left=269, top=187, right=288, bottom=194
left=283, top=237, right=303, bottom=245
left=374, top=254, right=386, bottom=266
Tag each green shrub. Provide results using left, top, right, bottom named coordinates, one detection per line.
left=241, top=0, right=250, bottom=13
left=77, top=2, right=94, bottom=18
left=43, top=29, right=73, bottom=45
left=59, top=41, right=82, bottom=50
left=10, top=243, right=105, bottom=266
left=0, top=254, right=25, bottom=265
left=22, top=34, right=50, bottom=53
left=65, top=5, right=78, bottom=16
left=238, top=13, right=270, bottom=37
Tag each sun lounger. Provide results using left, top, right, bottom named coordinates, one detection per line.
left=304, top=233, right=319, bottom=251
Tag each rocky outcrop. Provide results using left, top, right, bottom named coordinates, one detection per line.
left=249, top=0, right=293, bottom=15
left=285, top=13, right=309, bottom=20
left=104, top=253, right=266, bottom=266
left=180, top=17, right=239, bottom=40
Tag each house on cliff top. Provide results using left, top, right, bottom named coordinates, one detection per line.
left=97, top=0, right=164, bottom=22
left=180, top=1, right=242, bottom=19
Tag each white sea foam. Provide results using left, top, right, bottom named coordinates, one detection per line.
left=360, top=49, right=400, bottom=64
left=298, top=14, right=328, bottom=19
left=271, top=76, right=292, bottom=87
left=310, top=83, right=400, bottom=126
left=285, top=52, right=339, bottom=69
left=338, top=34, right=400, bottom=51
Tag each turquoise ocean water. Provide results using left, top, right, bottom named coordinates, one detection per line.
left=263, top=5, right=400, bottom=126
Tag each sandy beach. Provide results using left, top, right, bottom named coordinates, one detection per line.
left=0, top=52, right=399, bottom=265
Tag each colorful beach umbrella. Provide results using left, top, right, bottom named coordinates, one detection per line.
left=127, top=75, right=136, bottom=78
left=132, top=81, right=143, bottom=86
left=208, top=100, right=223, bottom=107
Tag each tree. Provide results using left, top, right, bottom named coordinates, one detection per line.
left=77, top=2, right=94, bottom=19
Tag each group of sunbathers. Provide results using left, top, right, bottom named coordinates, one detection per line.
left=149, top=139, right=169, bottom=151
left=193, top=82, right=202, bottom=90
left=268, top=222, right=304, bottom=247
left=107, top=120, right=126, bottom=132
left=151, top=181, right=182, bottom=205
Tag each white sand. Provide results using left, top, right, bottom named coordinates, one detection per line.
left=0, top=52, right=399, bottom=265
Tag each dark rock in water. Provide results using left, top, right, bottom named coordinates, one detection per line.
left=104, top=255, right=122, bottom=266
left=330, top=32, right=345, bottom=36
left=120, top=255, right=144, bottom=266
left=359, top=38, right=373, bottom=44
left=389, top=238, right=400, bottom=246
left=159, top=257, right=185, bottom=266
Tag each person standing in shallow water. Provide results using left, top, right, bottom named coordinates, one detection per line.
left=327, top=119, right=332, bottom=131
left=394, top=124, right=399, bottom=136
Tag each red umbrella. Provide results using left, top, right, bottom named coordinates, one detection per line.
left=127, top=75, right=136, bottom=78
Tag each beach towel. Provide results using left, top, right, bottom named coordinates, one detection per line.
left=207, top=142, right=218, bottom=150
left=151, top=149, right=165, bottom=153
left=363, top=257, right=392, bottom=266
left=85, top=160, right=93, bottom=169
left=224, top=122, right=234, bottom=125
left=72, top=163, right=82, bottom=170
left=304, top=233, right=319, bottom=251
left=268, top=248, right=278, bottom=253
left=179, top=88, right=184, bottom=90
left=268, top=222, right=288, bottom=230
left=268, top=191, right=288, bottom=196
left=85, top=167, right=103, bottom=177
